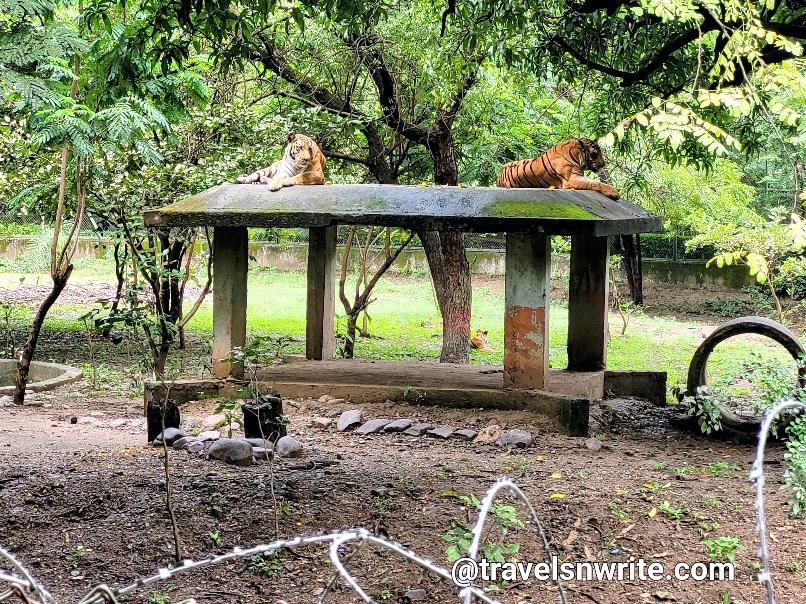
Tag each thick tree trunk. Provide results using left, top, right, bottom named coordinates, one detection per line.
left=422, top=127, right=472, bottom=363
left=14, top=267, right=73, bottom=404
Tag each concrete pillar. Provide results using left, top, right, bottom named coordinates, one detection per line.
left=212, top=227, right=248, bottom=379
left=568, top=235, right=610, bottom=371
left=504, top=233, right=551, bottom=389
left=306, top=226, right=337, bottom=360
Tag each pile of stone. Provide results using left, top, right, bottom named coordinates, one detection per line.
left=151, top=427, right=302, bottom=467
left=316, top=409, right=534, bottom=449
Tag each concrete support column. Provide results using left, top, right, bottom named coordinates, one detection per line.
left=306, top=226, right=337, bottom=360
left=567, top=235, right=610, bottom=371
left=504, top=233, right=551, bottom=389
left=212, top=227, right=248, bottom=379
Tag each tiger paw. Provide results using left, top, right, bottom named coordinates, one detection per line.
left=236, top=175, right=249, bottom=184
left=267, top=178, right=284, bottom=191
left=600, top=185, right=620, bottom=200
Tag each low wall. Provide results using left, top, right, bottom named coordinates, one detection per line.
left=0, top=237, right=755, bottom=291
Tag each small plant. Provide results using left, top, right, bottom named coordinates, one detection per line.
left=247, top=552, right=285, bottom=578
left=207, top=530, right=221, bottom=547
left=442, top=493, right=524, bottom=564
left=64, top=545, right=91, bottom=569
left=783, top=415, right=806, bottom=517
left=675, top=464, right=695, bottom=476
left=702, top=536, right=746, bottom=563
left=380, top=589, right=394, bottom=600
left=608, top=501, right=631, bottom=522
left=704, top=462, right=741, bottom=478
left=214, top=394, right=244, bottom=438
left=146, top=594, right=171, bottom=604
left=659, top=501, right=685, bottom=521
left=683, top=385, right=724, bottom=434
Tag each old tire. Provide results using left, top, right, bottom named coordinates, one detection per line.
left=685, top=316, right=806, bottom=433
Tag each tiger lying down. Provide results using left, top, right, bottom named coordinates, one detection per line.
left=496, top=138, right=620, bottom=200
left=237, top=133, right=326, bottom=191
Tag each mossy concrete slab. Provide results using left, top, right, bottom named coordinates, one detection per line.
left=144, top=184, right=662, bottom=236
left=0, top=360, right=83, bottom=395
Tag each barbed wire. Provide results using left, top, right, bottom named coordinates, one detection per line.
left=750, top=398, right=806, bottom=604
left=0, top=478, right=565, bottom=604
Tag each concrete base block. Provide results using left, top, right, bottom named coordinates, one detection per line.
left=604, top=370, right=668, bottom=405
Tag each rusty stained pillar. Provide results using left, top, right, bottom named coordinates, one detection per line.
left=567, top=235, right=610, bottom=371
left=212, top=226, right=248, bottom=379
left=306, top=225, right=337, bottom=360
left=504, top=232, right=551, bottom=389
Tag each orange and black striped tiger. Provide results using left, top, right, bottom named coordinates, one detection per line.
left=237, top=133, right=326, bottom=191
left=496, top=138, right=620, bottom=200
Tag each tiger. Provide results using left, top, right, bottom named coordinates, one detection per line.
left=237, top=133, right=326, bottom=192
left=470, top=330, right=495, bottom=353
left=496, top=138, right=620, bottom=200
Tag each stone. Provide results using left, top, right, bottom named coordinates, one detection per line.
left=496, top=430, right=533, bottom=449
left=90, top=411, right=105, bottom=417
left=311, top=417, right=333, bottom=429
left=109, top=419, right=128, bottom=428
left=383, top=418, right=413, bottom=432
left=454, top=429, right=478, bottom=440
left=405, top=589, right=428, bottom=601
left=243, top=437, right=271, bottom=448
left=275, top=436, right=302, bottom=458
left=208, top=438, right=253, bottom=466
left=173, top=436, right=200, bottom=450
left=198, top=430, right=221, bottom=441
left=0, top=395, right=13, bottom=406
left=186, top=441, right=205, bottom=454
left=426, top=427, right=454, bottom=439
left=474, top=425, right=503, bottom=444
left=403, top=423, right=433, bottom=437
left=336, top=409, right=363, bottom=432
left=318, top=395, right=334, bottom=403
left=76, top=416, right=95, bottom=425
left=152, top=427, right=185, bottom=446
left=585, top=437, right=603, bottom=452
left=201, top=413, right=226, bottom=430
left=355, top=419, right=390, bottom=435
left=252, top=446, right=272, bottom=459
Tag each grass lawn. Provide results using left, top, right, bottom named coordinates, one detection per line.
left=3, top=263, right=797, bottom=402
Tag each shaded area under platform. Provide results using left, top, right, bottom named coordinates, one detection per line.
left=144, top=361, right=666, bottom=437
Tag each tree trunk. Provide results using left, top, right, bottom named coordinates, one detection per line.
left=14, top=267, right=73, bottom=404
left=621, top=234, right=644, bottom=305
left=422, top=127, right=471, bottom=363
left=344, top=314, right=358, bottom=359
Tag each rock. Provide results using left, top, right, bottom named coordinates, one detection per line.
left=243, top=437, right=271, bottom=448
left=474, top=425, right=503, bottom=444
left=152, top=427, right=185, bottom=446
left=275, top=436, right=302, bottom=458
left=383, top=418, right=413, bottom=432
left=585, top=437, right=603, bottom=452
left=328, top=398, right=346, bottom=406
left=186, top=441, right=205, bottom=454
left=173, top=436, right=199, bottom=450
left=198, top=430, right=221, bottom=441
left=336, top=409, right=363, bottom=432
left=318, top=395, right=334, bottom=403
left=356, top=419, right=390, bottom=435
left=109, top=419, right=128, bottom=428
left=252, top=446, right=272, bottom=459
left=124, top=405, right=137, bottom=415
left=208, top=438, right=253, bottom=466
left=311, top=417, right=332, bottom=429
left=200, top=413, right=226, bottom=431
left=405, top=589, right=428, bottom=601
left=70, top=416, right=78, bottom=424
left=454, top=429, right=478, bottom=440
left=496, top=429, right=533, bottom=449
left=76, top=416, right=95, bottom=425
left=0, top=395, right=13, bottom=406
left=403, top=423, right=433, bottom=437
left=426, top=427, right=454, bottom=439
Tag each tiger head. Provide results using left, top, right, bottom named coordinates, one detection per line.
left=284, top=133, right=318, bottom=169
left=574, top=138, right=607, bottom=172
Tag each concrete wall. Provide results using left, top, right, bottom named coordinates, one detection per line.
left=0, top=236, right=756, bottom=291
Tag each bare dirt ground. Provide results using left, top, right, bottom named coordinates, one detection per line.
left=1, top=384, right=805, bottom=604
left=1, top=277, right=806, bottom=604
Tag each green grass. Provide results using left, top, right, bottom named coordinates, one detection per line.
left=1, top=263, right=798, bottom=402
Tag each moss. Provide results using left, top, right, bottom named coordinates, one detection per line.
left=487, top=201, right=599, bottom=220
